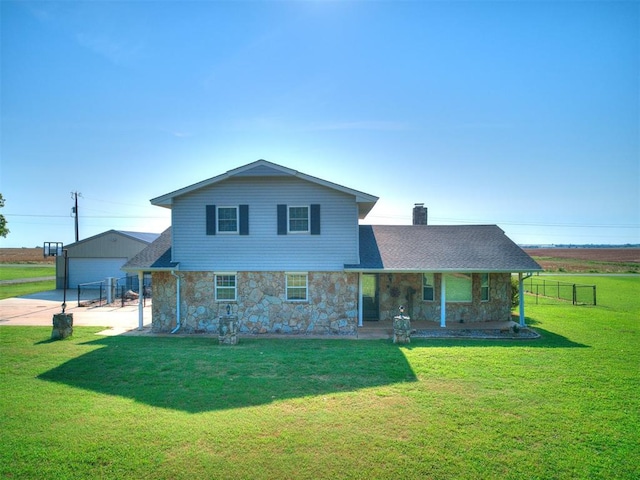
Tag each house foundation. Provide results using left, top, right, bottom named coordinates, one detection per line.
left=151, top=271, right=359, bottom=335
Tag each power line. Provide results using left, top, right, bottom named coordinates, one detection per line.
left=5, top=214, right=167, bottom=219
left=366, top=214, right=639, bottom=229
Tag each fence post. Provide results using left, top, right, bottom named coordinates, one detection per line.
left=593, top=286, right=597, bottom=306
left=572, top=284, right=577, bottom=305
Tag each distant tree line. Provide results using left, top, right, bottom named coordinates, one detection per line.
left=0, top=193, right=8, bottom=238
left=521, top=244, right=639, bottom=249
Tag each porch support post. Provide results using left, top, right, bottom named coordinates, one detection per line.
left=358, top=272, right=363, bottom=327
left=440, top=273, right=446, bottom=328
left=518, top=272, right=525, bottom=327
left=137, top=270, right=144, bottom=330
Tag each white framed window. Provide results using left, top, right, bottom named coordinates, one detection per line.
left=215, top=273, right=237, bottom=301
left=481, top=273, right=490, bottom=302
left=286, top=273, right=308, bottom=301
left=217, top=206, right=238, bottom=233
left=288, top=206, right=309, bottom=233
left=445, top=273, right=472, bottom=303
left=423, top=273, right=435, bottom=301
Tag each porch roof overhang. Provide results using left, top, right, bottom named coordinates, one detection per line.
left=347, top=225, right=543, bottom=274
left=121, top=228, right=178, bottom=273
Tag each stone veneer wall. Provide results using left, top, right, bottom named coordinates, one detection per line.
left=377, top=272, right=513, bottom=323
left=151, top=271, right=359, bottom=335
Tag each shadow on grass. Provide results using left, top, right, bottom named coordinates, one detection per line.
left=38, top=336, right=417, bottom=413
left=408, top=324, right=588, bottom=349
left=34, top=337, right=59, bottom=345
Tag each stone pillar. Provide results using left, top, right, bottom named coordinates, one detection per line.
left=106, top=277, right=117, bottom=304
left=219, top=316, right=238, bottom=345
left=393, top=315, right=411, bottom=344
left=52, top=313, right=73, bottom=340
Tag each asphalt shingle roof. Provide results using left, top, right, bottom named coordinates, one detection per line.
left=124, top=225, right=541, bottom=273
left=122, top=228, right=177, bottom=270
left=345, top=225, right=542, bottom=272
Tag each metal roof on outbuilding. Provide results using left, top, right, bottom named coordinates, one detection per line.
left=65, top=230, right=160, bottom=251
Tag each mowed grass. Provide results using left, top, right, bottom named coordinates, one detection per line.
left=0, top=265, right=55, bottom=280
left=0, top=280, right=56, bottom=300
left=0, top=265, right=56, bottom=299
left=1, top=276, right=638, bottom=479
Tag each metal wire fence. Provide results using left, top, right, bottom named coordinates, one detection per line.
left=524, top=277, right=597, bottom=306
left=116, top=274, right=152, bottom=307
left=77, top=281, right=106, bottom=307
left=77, top=274, right=152, bottom=308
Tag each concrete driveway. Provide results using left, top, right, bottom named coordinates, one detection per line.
left=0, top=289, right=152, bottom=334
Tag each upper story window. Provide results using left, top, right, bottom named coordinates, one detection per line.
left=217, top=207, right=238, bottom=233
left=288, top=206, right=309, bottom=233
left=206, top=205, right=249, bottom=235
left=278, top=204, right=321, bottom=235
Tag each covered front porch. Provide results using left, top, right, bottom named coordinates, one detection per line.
left=357, top=317, right=539, bottom=340
left=354, top=271, right=531, bottom=329
left=346, top=223, right=541, bottom=331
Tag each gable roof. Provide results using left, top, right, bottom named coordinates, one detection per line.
left=150, top=159, right=379, bottom=219
left=122, top=228, right=177, bottom=271
left=345, top=225, right=542, bottom=272
left=66, top=229, right=160, bottom=249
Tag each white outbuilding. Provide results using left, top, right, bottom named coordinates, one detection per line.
left=55, top=230, right=160, bottom=289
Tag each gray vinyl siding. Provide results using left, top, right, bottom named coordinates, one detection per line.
left=171, top=176, right=360, bottom=271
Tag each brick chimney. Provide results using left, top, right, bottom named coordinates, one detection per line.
left=412, top=203, right=428, bottom=225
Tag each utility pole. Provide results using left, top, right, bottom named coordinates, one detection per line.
left=71, top=191, right=81, bottom=242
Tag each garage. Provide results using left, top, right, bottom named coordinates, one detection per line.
left=67, top=257, right=129, bottom=288
left=56, top=230, right=160, bottom=289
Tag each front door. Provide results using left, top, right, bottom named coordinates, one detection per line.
left=362, top=274, right=379, bottom=321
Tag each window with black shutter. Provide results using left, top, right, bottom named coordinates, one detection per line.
left=277, top=204, right=321, bottom=234
left=206, top=204, right=249, bottom=235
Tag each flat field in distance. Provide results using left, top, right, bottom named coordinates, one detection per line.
left=0, top=248, right=54, bottom=265
left=524, top=248, right=639, bottom=273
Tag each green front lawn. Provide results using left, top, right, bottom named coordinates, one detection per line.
left=0, top=265, right=56, bottom=299
left=0, top=280, right=56, bottom=300
left=1, top=276, right=638, bottom=479
left=0, top=265, right=55, bottom=280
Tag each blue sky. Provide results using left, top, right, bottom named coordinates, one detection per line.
left=1, top=0, right=638, bottom=248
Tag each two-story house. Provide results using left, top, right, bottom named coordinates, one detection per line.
left=124, top=160, right=541, bottom=335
